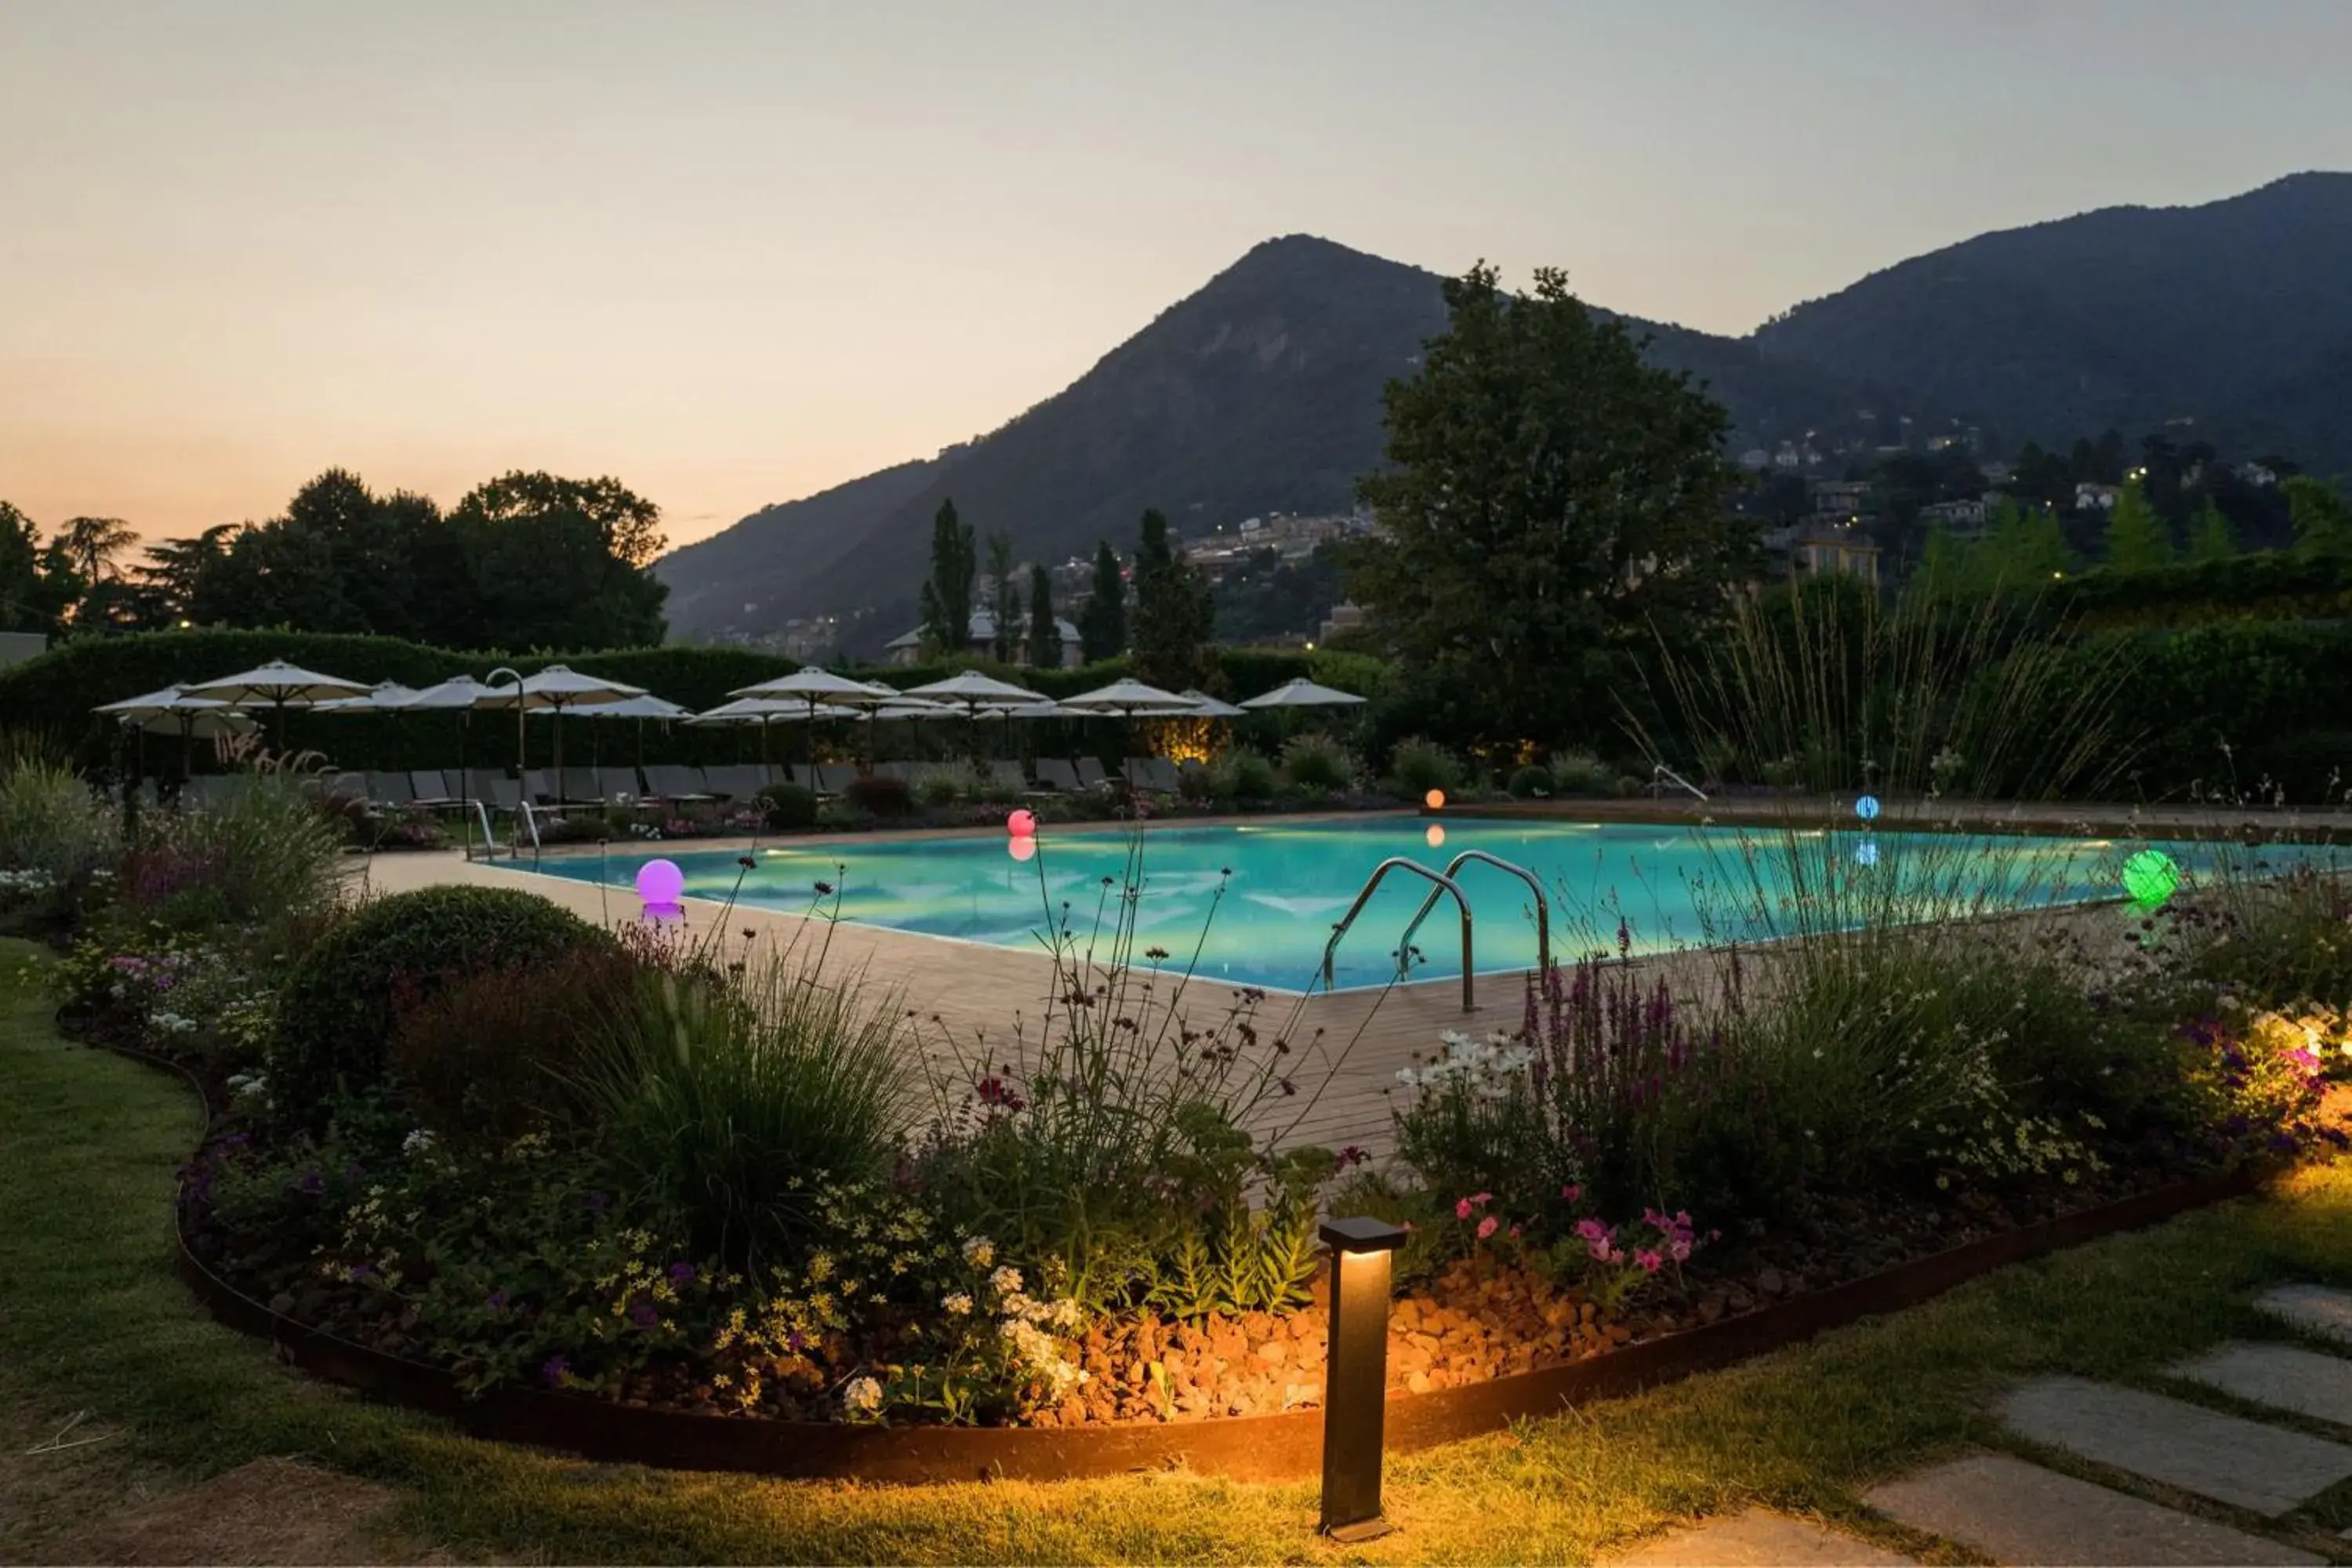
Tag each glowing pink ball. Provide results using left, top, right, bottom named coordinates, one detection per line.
left=1007, top=835, right=1038, bottom=863
left=636, top=858, right=685, bottom=921
left=1006, top=809, right=1036, bottom=838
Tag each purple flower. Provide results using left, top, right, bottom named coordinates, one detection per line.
left=294, top=1168, right=325, bottom=1197
left=541, top=1354, right=571, bottom=1388
left=486, top=1290, right=509, bottom=1312
left=348, top=1261, right=376, bottom=1281
left=584, top=1191, right=610, bottom=1214
left=629, top=1300, right=659, bottom=1329
left=666, top=1262, right=696, bottom=1286
left=786, top=1330, right=807, bottom=1352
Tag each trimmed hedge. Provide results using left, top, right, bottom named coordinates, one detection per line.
left=270, top=885, right=609, bottom=1122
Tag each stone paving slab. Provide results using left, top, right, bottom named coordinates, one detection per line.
left=2258, top=1285, right=2352, bottom=1348
left=1610, top=1509, right=1914, bottom=1566
left=1998, top=1376, right=2352, bottom=1517
left=1866, top=1451, right=2320, bottom=1566
left=2176, top=1341, right=2352, bottom=1428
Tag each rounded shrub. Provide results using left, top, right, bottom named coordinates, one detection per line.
left=272, top=885, right=608, bottom=1123
left=757, top=781, right=818, bottom=829
left=1281, top=733, right=1356, bottom=793
left=844, top=773, right=914, bottom=818
left=1387, top=736, right=1461, bottom=797
left=1508, top=763, right=1553, bottom=798
left=1209, top=746, right=1279, bottom=802
left=911, top=765, right=967, bottom=808
left=1549, top=748, right=1614, bottom=796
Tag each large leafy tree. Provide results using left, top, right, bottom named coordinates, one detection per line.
left=0, top=501, right=67, bottom=633
left=134, top=523, right=240, bottom=626
left=447, top=471, right=669, bottom=650
left=917, top=499, right=976, bottom=657
left=1129, top=508, right=1214, bottom=689
left=1079, top=540, right=1125, bottom=662
left=1025, top=564, right=1060, bottom=668
left=1345, top=263, right=1748, bottom=745
left=2101, top=477, right=2172, bottom=572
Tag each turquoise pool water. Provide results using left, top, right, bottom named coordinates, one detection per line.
left=503, top=818, right=2337, bottom=993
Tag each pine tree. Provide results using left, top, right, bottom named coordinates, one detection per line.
left=1025, top=564, right=1059, bottom=668
left=1078, top=540, right=1126, bottom=663
left=2287, top=477, right=2352, bottom=561
left=2101, top=477, right=2171, bottom=572
left=1129, top=508, right=1214, bottom=689
left=987, top=532, right=1018, bottom=662
left=2188, top=499, right=2238, bottom=564
left=917, top=499, right=976, bottom=658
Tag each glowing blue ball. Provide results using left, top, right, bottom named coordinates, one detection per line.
left=1856, top=840, right=1879, bottom=867
left=1856, top=795, right=1881, bottom=821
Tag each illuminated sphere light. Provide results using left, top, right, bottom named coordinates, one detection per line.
left=1425, top=822, right=1446, bottom=849
left=2122, top=848, right=2181, bottom=912
left=1856, top=794, right=1881, bottom=822
left=1424, top=789, right=1446, bottom=811
left=1007, top=835, right=1038, bottom=864
left=1006, top=808, right=1036, bottom=838
left=1855, top=838, right=1878, bottom=867
left=636, top=858, right=686, bottom=922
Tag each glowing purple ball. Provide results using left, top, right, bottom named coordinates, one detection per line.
left=636, top=858, right=685, bottom=921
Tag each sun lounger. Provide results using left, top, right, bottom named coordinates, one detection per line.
left=876, top=760, right=915, bottom=783
left=1075, top=757, right=1109, bottom=791
left=483, top=775, right=524, bottom=813
left=702, top=764, right=766, bottom=801
left=368, top=771, right=416, bottom=808
left=1033, top=758, right=1080, bottom=793
left=1141, top=757, right=1182, bottom=794
left=640, top=764, right=713, bottom=804
left=409, top=769, right=456, bottom=806
left=812, top=764, right=858, bottom=797
left=557, top=767, right=604, bottom=804
left=522, top=770, right=561, bottom=806
left=600, top=767, right=646, bottom=804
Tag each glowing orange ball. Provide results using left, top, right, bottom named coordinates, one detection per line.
left=1425, top=823, right=1446, bottom=849
left=1007, top=836, right=1037, bottom=863
left=1006, top=809, right=1036, bottom=837
left=1424, top=788, right=1446, bottom=811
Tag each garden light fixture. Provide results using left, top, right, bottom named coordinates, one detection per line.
left=1318, top=1214, right=1407, bottom=1542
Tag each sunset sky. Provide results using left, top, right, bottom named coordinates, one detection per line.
left=4, top=0, right=2344, bottom=551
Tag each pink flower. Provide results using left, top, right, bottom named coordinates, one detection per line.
left=1643, top=1207, right=1668, bottom=1231
left=1635, top=1248, right=1664, bottom=1274
left=1508, top=1224, right=1523, bottom=1239
left=1573, top=1218, right=1609, bottom=1243
left=1471, top=1191, right=1493, bottom=1206
left=1561, top=1184, right=1581, bottom=1202
left=1455, top=1197, right=1475, bottom=1220
left=1668, top=1238, right=1692, bottom=1262
left=1588, top=1238, right=1618, bottom=1264
left=1476, top=1216, right=1499, bottom=1240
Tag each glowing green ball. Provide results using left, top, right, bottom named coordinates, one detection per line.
left=2122, top=849, right=2180, bottom=911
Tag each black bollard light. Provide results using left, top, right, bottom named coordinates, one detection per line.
left=1318, top=1215, right=1408, bottom=1541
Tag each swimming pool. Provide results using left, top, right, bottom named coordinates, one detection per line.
left=503, top=818, right=2336, bottom=993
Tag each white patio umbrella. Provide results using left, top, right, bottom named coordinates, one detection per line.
left=386, top=675, right=508, bottom=825
left=900, top=670, right=1045, bottom=765
left=310, top=681, right=422, bottom=713
left=95, top=684, right=255, bottom=782
left=1060, top=677, right=1203, bottom=718
left=728, top=666, right=899, bottom=772
left=474, top=665, right=648, bottom=782
left=691, top=696, right=833, bottom=771
left=1238, top=677, right=1367, bottom=710
left=1126, top=688, right=1245, bottom=719
left=180, top=659, right=372, bottom=745
left=573, top=692, right=691, bottom=774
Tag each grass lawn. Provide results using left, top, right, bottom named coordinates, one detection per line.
left=8, top=933, right=2352, bottom=1565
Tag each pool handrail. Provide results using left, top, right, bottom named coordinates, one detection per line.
left=1396, top=849, right=1551, bottom=986
left=1323, top=856, right=1474, bottom=1012
left=1653, top=763, right=1709, bottom=802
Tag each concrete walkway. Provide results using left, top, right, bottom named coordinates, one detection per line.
left=1618, top=1283, right=2352, bottom=1566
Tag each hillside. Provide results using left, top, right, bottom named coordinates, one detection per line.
left=659, top=236, right=1912, bottom=645
left=1755, top=172, right=2352, bottom=462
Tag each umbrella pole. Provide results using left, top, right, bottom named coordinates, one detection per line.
left=458, top=712, right=472, bottom=854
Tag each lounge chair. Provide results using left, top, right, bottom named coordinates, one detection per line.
left=557, top=767, right=603, bottom=805
left=367, top=771, right=416, bottom=808
left=1142, top=757, right=1182, bottom=795
left=1075, top=757, right=1110, bottom=792
left=812, top=764, right=858, bottom=797
left=702, top=764, right=766, bottom=801
left=600, top=767, right=646, bottom=804
left=1033, top=758, right=1081, bottom=793
left=409, top=769, right=456, bottom=806
left=322, top=771, right=368, bottom=803
left=483, top=775, right=524, bottom=813
left=876, top=760, right=915, bottom=783
left=522, top=770, right=561, bottom=806
left=640, top=764, right=713, bottom=805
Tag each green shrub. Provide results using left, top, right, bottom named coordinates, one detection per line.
left=1280, top=733, right=1356, bottom=792
left=756, top=781, right=818, bottom=829
left=573, top=949, right=910, bottom=1276
left=271, top=886, right=608, bottom=1123
left=121, top=774, right=344, bottom=932
left=1549, top=749, right=1613, bottom=795
left=390, top=942, right=648, bottom=1142
left=844, top=773, right=914, bottom=818
left=0, top=757, right=118, bottom=897
left=1387, top=736, right=1461, bottom=797
left=911, top=764, right=969, bottom=808
left=1207, top=746, right=1278, bottom=802
left=1508, top=764, right=1552, bottom=798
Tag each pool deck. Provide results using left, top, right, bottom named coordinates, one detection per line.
left=363, top=797, right=2347, bottom=1160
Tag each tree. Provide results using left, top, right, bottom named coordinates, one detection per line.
left=1078, top=540, right=1126, bottom=662
left=0, top=501, right=60, bottom=633
left=1025, top=564, right=1060, bottom=668
left=2287, top=476, right=2352, bottom=561
left=2101, top=477, right=2171, bottom=572
left=447, top=471, right=669, bottom=649
left=2188, top=499, right=2238, bottom=564
left=134, top=523, right=240, bottom=626
left=55, top=516, right=137, bottom=586
left=917, top=499, right=976, bottom=658
left=1344, top=262, right=1746, bottom=744
left=1129, top=508, right=1214, bottom=689
left=986, top=532, right=1019, bottom=662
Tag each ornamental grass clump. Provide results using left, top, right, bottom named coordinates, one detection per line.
left=120, top=773, right=345, bottom=934
left=0, top=752, right=118, bottom=909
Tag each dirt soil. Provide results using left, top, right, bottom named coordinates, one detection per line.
left=36, top=1456, right=438, bottom=1566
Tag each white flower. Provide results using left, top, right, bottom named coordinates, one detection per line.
left=840, top=1374, right=883, bottom=1415
left=942, top=1292, right=973, bottom=1316
left=989, top=1265, right=1023, bottom=1297
left=960, top=1236, right=995, bottom=1268
left=401, top=1128, right=437, bottom=1156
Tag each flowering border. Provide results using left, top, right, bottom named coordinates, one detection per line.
left=170, top=1152, right=2262, bottom=1484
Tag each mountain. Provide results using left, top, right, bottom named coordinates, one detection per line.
left=1755, top=172, right=2352, bottom=463
left=656, top=236, right=1914, bottom=646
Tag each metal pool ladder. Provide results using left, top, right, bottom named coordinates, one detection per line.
left=1396, top=850, right=1552, bottom=993
left=1323, top=858, right=1475, bottom=1011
